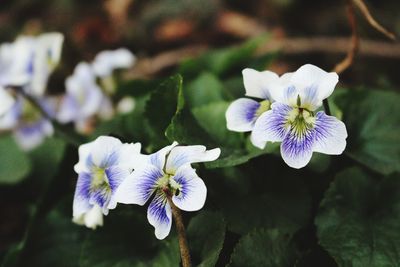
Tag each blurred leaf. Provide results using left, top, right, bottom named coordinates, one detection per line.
left=185, top=72, right=225, bottom=107
left=0, top=135, right=31, bottom=185
left=315, top=167, right=400, bottom=267
left=28, top=137, right=66, bottom=185
left=80, top=206, right=180, bottom=267
left=116, top=78, right=162, bottom=98
left=187, top=211, right=226, bottom=267
left=334, top=89, right=400, bottom=174
left=179, top=36, right=267, bottom=79
left=228, top=228, right=299, bottom=267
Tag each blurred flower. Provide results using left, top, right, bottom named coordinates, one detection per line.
left=57, top=62, right=112, bottom=133
left=0, top=33, right=64, bottom=96
left=116, top=142, right=221, bottom=239
left=226, top=68, right=287, bottom=147
left=0, top=86, right=15, bottom=116
left=251, top=64, right=348, bottom=169
left=116, top=96, right=135, bottom=114
left=0, top=96, right=54, bottom=150
left=73, top=136, right=143, bottom=229
left=92, top=48, right=136, bottom=78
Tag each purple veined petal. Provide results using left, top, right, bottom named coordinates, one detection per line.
left=280, top=123, right=315, bottom=169
left=105, top=165, right=131, bottom=210
left=165, top=145, right=221, bottom=174
left=251, top=102, right=292, bottom=149
left=73, top=172, right=92, bottom=218
left=147, top=191, right=172, bottom=240
left=291, top=64, right=338, bottom=110
left=149, top=142, right=179, bottom=170
left=116, top=164, right=163, bottom=205
left=171, top=166, right=207, bottom=212
left=89, top=185, right=112, bottom=215
left=226, top=98, right=261, bottom=132
left=74, top=140, right=96, bottom=174
left=313, top=111, right=347, bottom=155
left=242, top=68, right=279, bottom=99
left=91, top=136, right=123, bottom=168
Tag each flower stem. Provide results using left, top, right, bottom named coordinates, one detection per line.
left=166, top=195, right=192, bottom=267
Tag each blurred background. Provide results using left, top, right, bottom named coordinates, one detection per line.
left=0, top=0, right=399, bottom=262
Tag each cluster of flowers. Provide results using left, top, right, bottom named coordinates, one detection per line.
left=226, top=64, right=348, bottom=169
left=72, top=135, right=220, bottom=239
left=0, top=33, right=136, bottom=150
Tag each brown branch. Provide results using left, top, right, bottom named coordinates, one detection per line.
left=353, top=0, right=396, bottom=40
left=166, top=195, right=192, bottom=267
left=333, top=0, right=360, bottom=74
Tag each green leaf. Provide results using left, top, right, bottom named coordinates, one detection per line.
left=116, top=78, right=162, bottom=98
left=80, top=206, right=180, bottom=267
left=145, top=74, right=183, bottom=147
left=228, top=228, right=299, bottom=267
left=185, top=72, right=225, bottom=108
left=219, top=168, right=311, bottom=235
left=334, top=89, right=400, bottom=175
left=187, top=211, right=226, bottom=267
left=315, top=167, right=400, bottom=267
left=0, top=135, right=31, bottom=185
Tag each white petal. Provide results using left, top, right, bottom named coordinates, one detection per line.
left=117, top=142, right=148, bottom=170
left=291, top=64, right=338, bottom=110
left=242, top=68, right=279, bottom=99
left=74, top=140, right=96, bottom=173
left=91, top=136, right=123, bottom=168
left=149, top=142, right=179, bottom=170
left=14, top=120, right=53, bottom=151
left=116, top=164, right=163, bottom=205
left=36, top=32, right=64, bottom=66
left=172, top=166, right=207, bottom=212
left=251, top=102, right=292, bottom=149
left=147, top=192, right=172, bottom=240
left=73, top=205, right=104, bottom=230
left=165, top=145, right=221, bottom=174
left=226, top=98, right=261, bottom=132
left=92, top=48, right=136, bottom=77
left=313, top=111, right=347, bottom=155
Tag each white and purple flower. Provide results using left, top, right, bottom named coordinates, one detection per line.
left=72, top=136, right=144, bottom=229
left=251, top=64, right=348, bottom=168
left=116, top=142, right=220, bottom=239
left=0, top=96, right=54, bottom=150
left=225, top=68, right=293, bottom=148
left=0, top=33, right=64, bottom=96
left=57, top=62, right=112, bottom=133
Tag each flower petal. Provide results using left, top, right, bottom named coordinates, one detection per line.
left=147, top=191, right=172, bottom=240
left=226, top=98, right=261, bottom=132
left=91, top=136, right=123, bottom=168
left=92, top=48, right=136, bottom=77
left=172, top=166, right=207, bottom=212
left=74, top=140, right=95, bottom=173
left=149, top=142, right=179, bottom=170
left=116, top=164, right=163, bottom=205
left=313, top=111, right=347, bottom=155
left=291, top=64, right=338, bottom=110
left=242, top=68, right=279, bottom=99
left=165, top=145, right=221, bottom=174
left=118, top=142, right=148, bottom=170
left=105, top=165, right=131, bottom=210
left=14, top=119, right=53, bottom=151
left=73, top=172, right=92, bottom=218
left=280, top=124, right=314, bottom=169
left=73, top=205, right=104, bottom=230
left=251, top=102, right=292, bottom=149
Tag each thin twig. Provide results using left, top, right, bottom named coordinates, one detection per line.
left=333, top=0, right=360, bottom=74
left=353, top=0, right=396, bottom=40
left=166, top=195, right=192, bottom=267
